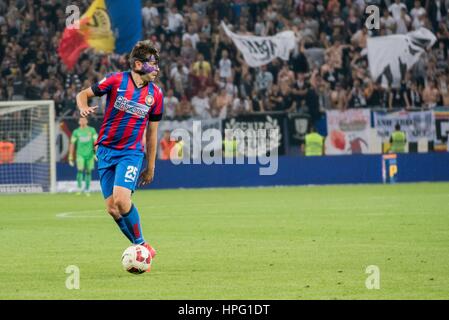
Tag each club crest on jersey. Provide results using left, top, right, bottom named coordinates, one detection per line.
left=145, top=94, right=154, bottom=106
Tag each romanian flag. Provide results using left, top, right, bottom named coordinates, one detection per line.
left=58, top=0, right=142, bottom=70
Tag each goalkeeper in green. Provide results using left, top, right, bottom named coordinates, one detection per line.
left=69, top=117, right=98, bottom=195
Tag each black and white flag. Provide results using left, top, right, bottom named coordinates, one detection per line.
left=221, top=22, right=297, bottom=68
left=367, top=28, right=437, bottom=88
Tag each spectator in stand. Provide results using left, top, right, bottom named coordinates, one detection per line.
left=1, top=0, right=449, bottom=123
left=410, top=0, right=426, bottom=29
left=142, top=1, right=160, bottom=31
left=381, top=8, right=397, bottom=35
left=182, top=24, right=200, bottom=49
left=191, top=53, right=211, bottom=92
left=277, top=81, right=297, bottom=113
left=346, top=79, right=367, bottom=109
left=290, top=40, right=309, bottom=74
left=191, top=89, right=211, bottom=119
left=267, top=58, right=282, bottom=84
left=231, top=92, right=252, bottom=117
left=428, top=0, right=447, bottom=32
left=163, top=88, right=179, bottom=120
left=211, top=87, right=232, bottom=119
left=180, top=38, right=197, bottom=66
left=25, top=77, right=41, bottom=100
left=389, top=79, right=410, bottom=109
left=277, top=62, right=295, bottom=87
left=159, top=130, right=176, bottom=160
left=317, top=80, right=333, bottom=112
left=239, top=72, right=254, bottom=99
left=434, top=41, right=448, bottom=71
left=408, top=81, right=423, bottom=108
left=177, top=95, right=194, bottom=119
left=255, top=65, right=274, bottom=98
left=170, top=60, right=189, bottom=97
left=267, top=84, right=282, bottom=111
left=167, top=5, right=184, bottom=34
left=218, top=76, right=238, bottom=99
left=351, top=26, right=368, bottom=49
left=438, top=72, right=449, bottom=106
left=254, top=15, right=267, bottom=36
left=196, top=32, right=212, bottom=62
left=422, top=79, right=441, bottom=109
left=366, top=81, right=387, bottom=108
left=389, top=0, right=408, bottom=21
left=396, top=7, right=412, bottom=34
left=218, top=49, right=232, bottom=81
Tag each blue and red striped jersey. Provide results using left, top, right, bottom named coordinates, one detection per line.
left=91, top=71, right=164, bottom=152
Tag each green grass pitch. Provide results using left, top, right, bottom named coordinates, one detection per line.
left=1, top=183, right=449, bottom=299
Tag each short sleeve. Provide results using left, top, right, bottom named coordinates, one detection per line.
left=91, top=73, right=118, bottom=97
left=70, top=130, right=78, bottom=144
left=91, top=127, right=98, bottom=141
left=148, top=85, right=164, bottom=122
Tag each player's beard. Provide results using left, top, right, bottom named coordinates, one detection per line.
left=133, top=69, right=157, bottom=84
left=140, top=72, right=155, bottom=83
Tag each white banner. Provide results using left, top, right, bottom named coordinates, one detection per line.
left=373, top=110, right=435, bottom=143
left=221, top=22, right=296, bottom=67
left=325, top=109, right=372, bottom=155
left=367, top=28, right=437, bottom=88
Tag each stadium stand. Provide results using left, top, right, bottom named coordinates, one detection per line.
left=1, top=0, right=448, bottom=119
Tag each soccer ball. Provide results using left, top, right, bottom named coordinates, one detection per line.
left=121, top=245, right=152, bottom=274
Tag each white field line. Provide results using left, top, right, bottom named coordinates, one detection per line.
left=54, top=199, right=400, bottom=219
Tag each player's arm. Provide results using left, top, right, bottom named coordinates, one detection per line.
left=139, top=86, right=164, bottom=186
left=139, top=122, right=159, bottom=187
left=76, top=87, right=98, bottom=117
left=77, top=73, right=117, bottom=117
left=68, top=131, right=77, bottom=166
left=68, top=143, right=75, bottom=166
left=92, top=127, right=99, bottom=159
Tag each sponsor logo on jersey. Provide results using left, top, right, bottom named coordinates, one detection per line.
left=78, top=135, right=92, bottom=143
left=114, top=96, right=150, bottom=118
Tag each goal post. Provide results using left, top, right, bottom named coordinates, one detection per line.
left=0, top=100, right=56, bottom=193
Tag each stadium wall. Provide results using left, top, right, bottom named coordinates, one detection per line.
left=55, top=153, right=449, bottom=190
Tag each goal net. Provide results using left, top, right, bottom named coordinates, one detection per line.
left=0, top=101, right=56, bottom=193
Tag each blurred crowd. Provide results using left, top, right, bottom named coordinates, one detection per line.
left=1, top=0, right=449, bottom=123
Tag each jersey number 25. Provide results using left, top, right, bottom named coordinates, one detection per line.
left=125, top=166, right=138, bottom=182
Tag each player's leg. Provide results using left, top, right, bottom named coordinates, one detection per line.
left=97, top=145, right=135, bottom=243
left=112, top=185, right=145, bottom=245
left=113, top=156, right=156, bottom=259
left=99, top=167, right=135, bottom=243
left=84, top=157, right=95, bottom=193
left=112, top=184, right=156, bottom=264
left=75, top=156, right=85, bottom=194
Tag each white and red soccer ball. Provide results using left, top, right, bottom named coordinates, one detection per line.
left=121, top=245, right=152, bottom=274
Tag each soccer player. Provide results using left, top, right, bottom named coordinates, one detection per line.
left=69, top=117, right=98, bottom=195
left=75, top=41, right=163, bottom=272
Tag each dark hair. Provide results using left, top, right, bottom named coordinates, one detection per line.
left=129, top=41, right=159, bottom=67
left=395, top=123, right=401, bottom=131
